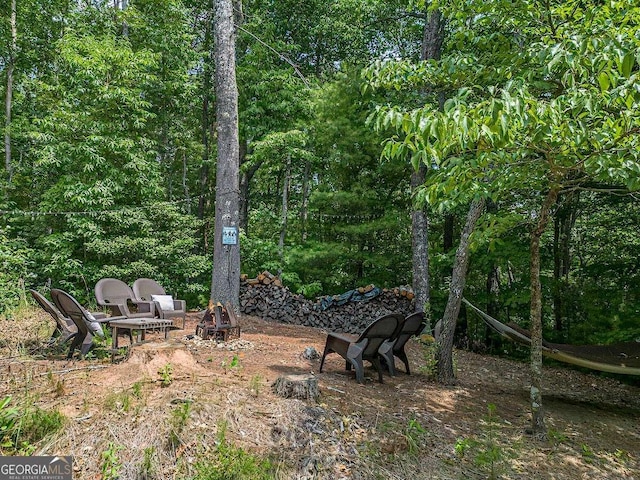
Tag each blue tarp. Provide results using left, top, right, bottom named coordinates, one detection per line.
left=317, top=286, right=382, bottom=311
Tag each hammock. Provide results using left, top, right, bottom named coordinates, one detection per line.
left=462, top=298, right=640, bottom=376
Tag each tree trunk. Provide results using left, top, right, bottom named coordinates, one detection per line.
left=529, top=187, right=558, bottom=439
left=182, top=150, right=191, bottom=214
left=485, top=199, right=500, bottom=350
left=278, top=155, right=291, bottom=270
left=437, top=198, right=485, bottom=384
left=443, top=213, right=455, bottom=251
left=211, top=0, right=241, bottom=309
left=421, top=9, right=444, bottom=61
left=198, top=13, right=213, bottom=220
left=552, top=192, right=578, bottom=332
left=238, top=157, right=263, bottom=233
left=411, top=8, right=444, bottom=321
left=4, top=0, right=16, bottom=183
left=300, top=160, right=310, bottom=242
left=411, top=163, right=430, bottom=317
left=485, top=263, right=501, bottom=350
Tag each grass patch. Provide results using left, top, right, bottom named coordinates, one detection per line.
left=0, top=395, right=66, bottom=455
left=189, top=421, right=275, bottom=480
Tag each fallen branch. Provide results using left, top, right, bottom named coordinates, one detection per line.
left=38, top=365, right=110, bottom=376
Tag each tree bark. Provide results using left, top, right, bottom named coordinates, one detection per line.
left=421, top=9, right=444, bottom=61
left=4, top=0, right=17, bottom=183
left=529, top=187, right=559, bottom=439
left=437, top=198, right=485, bottom=384
left=211, top=0, right=241, bottom=309
left=411, top=163, right=430, bottom=317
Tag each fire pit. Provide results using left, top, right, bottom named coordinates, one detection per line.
left=196, top=301, right=241, bottom=341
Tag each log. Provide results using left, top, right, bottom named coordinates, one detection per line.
left=263, top=271, right=276, bottom=280
left=272, top=374, right=319, bottom=401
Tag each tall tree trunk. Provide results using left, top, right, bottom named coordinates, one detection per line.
left=182, top=150, right=191, bottom=214
left=437, top=198, right=485, bottom=384
left=529, top=187, right=559, bottom=439
left=485, top=199, right=500, bottom=350
left=238, top=143, right=264, bottom=233
left=4, top=0, right=17, bottom=183
left=552, top=192, right=578, bottom=331
left=443, top=213, right=455, bottom=251
left=300, top=160, right=310, bottom=242
left=412, top=8, right=445, bottom=321
left=198, top=14, right=213, bottom=221
left=278, top=155, right=291, bottom=271
left=485, top=263, right=501, bottom=349
left=211, top=0, right=240, bottom=309
left=411, top=164, right=430, bottom=316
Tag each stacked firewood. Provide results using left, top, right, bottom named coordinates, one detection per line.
left=239, top=272, right=414, bottom=333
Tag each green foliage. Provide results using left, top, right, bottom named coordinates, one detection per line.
left=221, top=354, right=242, bottom=374
left=0, top=230, right=34, bottom=316
left=105, top=391, right=133, bottom=413
left=158, top=363, right=173, bottom=388
left=366, top=0, right=640, bottom=348
left=0, top=396, right=65, bottom=455
left=454, top=404, right=505, bottom=479
left=0, top=396, right=18, bottom=449
left=248, top=374, right=263, bottom=397
left=418, top=338, right=439, bottom=379
left=404, top=418, right=428, bottom=456
left=139, top=446, right=157, bottom=480
left=190, top=421, right=275, bottom=480
left=100, top=442, right=124, bottom=480
left=1, top=2, right=208, bottom=309
left=168, top=401, right=192, bottom=449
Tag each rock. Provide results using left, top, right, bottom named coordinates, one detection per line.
left=302, top=346, right=320, bottom=360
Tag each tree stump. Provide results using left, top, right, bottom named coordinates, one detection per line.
left=272, top=374, right=319, bottom=401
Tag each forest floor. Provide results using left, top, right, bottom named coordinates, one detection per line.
left=1, top=310, right=639, bottom=479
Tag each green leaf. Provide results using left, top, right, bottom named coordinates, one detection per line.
left=598, top=72, right=610, bottom=92
left=621, top=53, right=635, bottom=78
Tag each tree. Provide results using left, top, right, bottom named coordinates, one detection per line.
left=210, top=0, right=241, bottom=308
left=412, top=6, right=445, bottom=323
left=367, top=0, right=640, bottom=435
left=3, top=0, right=16, bottom=183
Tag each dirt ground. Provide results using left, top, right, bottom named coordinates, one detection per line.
left=1, top=311, right=639, bottom=479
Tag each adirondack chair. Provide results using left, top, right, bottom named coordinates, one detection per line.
left=30, top=289, right=77, bottom=344
left=132, top=278, right=186, bottom=328
left=95, top=278, right=155, bottom=319
left=50, top=289, right=108, bottom=359
left=378, top=311, right=425, bottom=376
left=319, top=313, right=403, bottom=384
